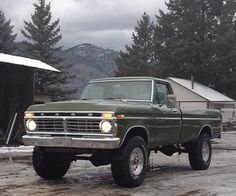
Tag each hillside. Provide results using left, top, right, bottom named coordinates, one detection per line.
left=13, top=42, right=119, bottom=99
left=62, top=43, right=119, bottom=98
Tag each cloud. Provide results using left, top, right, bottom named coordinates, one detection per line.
left=0, top=0, right=166, bottom=51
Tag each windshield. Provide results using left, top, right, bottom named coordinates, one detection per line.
left=81, top=81, right=152, bottom=101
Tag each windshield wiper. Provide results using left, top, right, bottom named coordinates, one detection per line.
left=104, top=98, right=127, bottom=102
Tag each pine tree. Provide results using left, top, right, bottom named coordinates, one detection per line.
left=210, top=0, right=236, bottom=99
left=21, top=0, right=75, bottom=101
left=115, top=13, right=158, bottom=76
left=154, top=0, right=236, bottom=99
left=0, top=10, right=17, bottom=54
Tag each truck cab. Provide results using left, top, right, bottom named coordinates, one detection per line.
left=23, top=77, right=222, bottom=187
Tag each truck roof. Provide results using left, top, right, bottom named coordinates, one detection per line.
left=89, top=76, right=168, bottom=83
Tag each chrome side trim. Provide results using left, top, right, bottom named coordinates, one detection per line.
left=120, top=125, right=149, bottom=147
left=22, top=135, right=120, bottom=149
left=157, top=117, right=181, bottom=120
left=182, top=118, right=220, bottom=121
left=123, top=117, right=181, bottom=120
left=122, top=117, right=218, bottom=121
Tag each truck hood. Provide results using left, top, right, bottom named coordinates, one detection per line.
left=27, top=100, right=152, bottom=114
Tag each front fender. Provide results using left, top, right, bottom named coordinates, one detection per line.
left=118, top=125, right=149, bottom=148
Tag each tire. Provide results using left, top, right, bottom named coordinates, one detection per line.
left=32, top=147, right=71, bottom=179
left=111, top=136, right=148, bottom=187
left=188, top=133, right=212, bottom=170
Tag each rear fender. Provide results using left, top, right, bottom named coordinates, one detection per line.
left=197, top=125, right=213, bottom=139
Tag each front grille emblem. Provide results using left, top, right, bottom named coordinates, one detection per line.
left=88, top=113, right=93, bottom=116
left=62, top=117, right=67, bottom=132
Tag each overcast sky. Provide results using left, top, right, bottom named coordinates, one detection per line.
left=0, top=0, right=166, bottom=51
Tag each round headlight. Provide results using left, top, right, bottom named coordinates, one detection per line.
left=26, top=119, right=37, bottom=131
left=99, top=120, right=112, bottom=133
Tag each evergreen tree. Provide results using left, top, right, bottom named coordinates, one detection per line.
left=0, top=10, right=16, bottom=54
left=154, top=0, right=236, bottom=99
left=22, top=0, right=75, bottom=101
left=115, top=13, right=158, bottom=76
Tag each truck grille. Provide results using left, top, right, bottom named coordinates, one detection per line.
left=34, top=118, right=101, bottom=133
left=67, top=119, right=101, bottom=132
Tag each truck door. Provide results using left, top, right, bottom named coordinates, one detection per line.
left=149, top=81, right=182, bottom=147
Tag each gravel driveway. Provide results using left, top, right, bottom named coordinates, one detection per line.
left=0, top=131, right=236, bottom=196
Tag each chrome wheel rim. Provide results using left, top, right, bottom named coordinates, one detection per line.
left=202, top=140, right=210, bottom=162
left=129, top=147, right=144, bottom=177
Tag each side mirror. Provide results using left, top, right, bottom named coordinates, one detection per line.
left=167, top=94, right=176, bottom=108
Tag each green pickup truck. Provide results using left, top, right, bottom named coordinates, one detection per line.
left=23, top=77, right=221, bottom=187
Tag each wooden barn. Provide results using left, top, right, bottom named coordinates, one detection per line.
left=0, top=53, right=59, bottom=144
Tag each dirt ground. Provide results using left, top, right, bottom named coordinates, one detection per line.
left=1, top=132, right=236, bottom=196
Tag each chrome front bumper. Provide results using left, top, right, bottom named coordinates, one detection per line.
left=22, top=135, right=120, bottom=149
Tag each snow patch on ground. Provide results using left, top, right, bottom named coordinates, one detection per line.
left=0, top=145, right=33, bottom=157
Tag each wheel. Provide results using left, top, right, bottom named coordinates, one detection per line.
left=111, top=136, right=148, bottom=187
left=32, top=147, right=71, bottom=179
left=188, top=133, right=212, bottom=170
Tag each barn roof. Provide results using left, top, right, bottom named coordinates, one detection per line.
left=168, top=77, right=234, bottom=102
left=0, top=53, right=60, bottom=72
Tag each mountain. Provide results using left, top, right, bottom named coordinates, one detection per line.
left=13, top=42, right=119, bottom=99
left=62, top=43, right=119, bottom=99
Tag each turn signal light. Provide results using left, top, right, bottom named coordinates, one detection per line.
left=24, top=112, right=33, bottom=118
left=102, top=113, right=113, bottom=118
left=116, top=114, right=125, bottom=119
